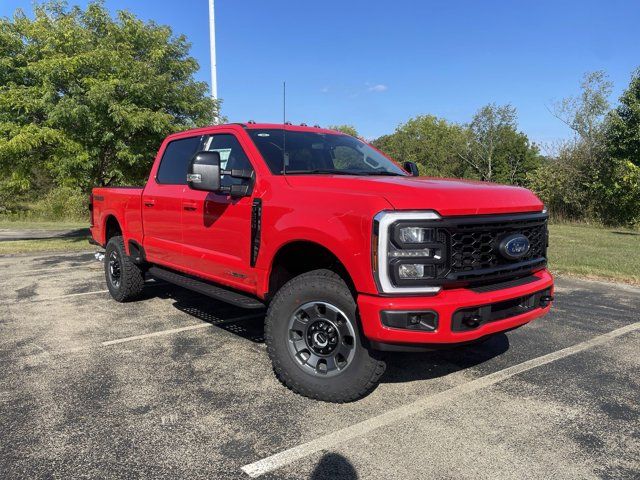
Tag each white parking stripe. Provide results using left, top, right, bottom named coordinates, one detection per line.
left=28, top=290, right=110, bottom=302
left=19, top=282, right=172, bottom=303
left=11, top=265, right=93, bottom=275
left=101, top=323, right=212, bottom=346
left=241, top=322, right=640, bottom=478
left=101, top=313, right=265, bottom=346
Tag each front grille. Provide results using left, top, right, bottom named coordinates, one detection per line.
left=388, top=212, right=548, bottom=288
left=449, top=216, right=547, bottom=272
left=441, top=212, right=548, bottom=285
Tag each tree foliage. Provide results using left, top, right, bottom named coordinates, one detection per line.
left=0, top=0, right=218, bottom=196
left=531, top=70, right=640, bottom=226
left=603, top=68, right=640, bottom=224
left=373, top=108, right=541, bottom=185
left=373, top=115, right=468, bottom=177
left=551, top=71, right=612, bottom=158
left=327, top=124, right=359, bottom=137
left=607, top=68, right=640, bottom=165
left=460, top=104, right=541, bottom=184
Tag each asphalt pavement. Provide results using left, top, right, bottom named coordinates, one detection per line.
left=0, top=251, right=638, bottom=479
left=0, top=228, right=89, bottom=242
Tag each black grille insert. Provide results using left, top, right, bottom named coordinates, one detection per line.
left=449, top=216, right=547, bottom=272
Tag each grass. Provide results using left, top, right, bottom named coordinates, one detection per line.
left=548, top=223, right=640, bottom=285
left=0, top=219, right=87, bottom=230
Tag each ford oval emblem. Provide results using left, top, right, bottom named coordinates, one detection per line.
left=498, top=234, right=530, bottom=260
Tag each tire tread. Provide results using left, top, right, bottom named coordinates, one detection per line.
left=265, top=269, right=385, bottom=403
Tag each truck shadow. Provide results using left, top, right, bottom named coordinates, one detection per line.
left=143, top=281, right=266, bottom=343
left=381, top=333, right=509, bottom=384
left=143, top=282, right=510, bottom=385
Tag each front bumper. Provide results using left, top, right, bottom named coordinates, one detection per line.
left=358, top=269, right=554, bottom=348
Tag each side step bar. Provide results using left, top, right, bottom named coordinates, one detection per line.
left=148, top=266, right=265, bottom=309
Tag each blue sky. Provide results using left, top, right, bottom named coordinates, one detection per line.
left=2, top=0, right=639, bottom=145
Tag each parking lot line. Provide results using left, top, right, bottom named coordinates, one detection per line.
left=27, top=290, right=110, bottom=302
left=241, top=321, right=640, bottom=478
left=11, top=265, right=93, bottom=275
left=20, top=282, right=172, bottom=303
left=101, top=323, right=213, bottom=346
left=101, top=313, right=265, bottom=346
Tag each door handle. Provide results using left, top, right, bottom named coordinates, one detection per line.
left=144, top=199, right=155, bottom=207
left=183, top=202, right=198, bottom=211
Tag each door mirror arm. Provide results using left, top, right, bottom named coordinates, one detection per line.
left=402, top=161, right=420, bottom=177
left=224, top=169, right=254, bottom=179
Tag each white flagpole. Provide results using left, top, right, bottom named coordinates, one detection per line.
left=208, top=0, right=218, bottom=122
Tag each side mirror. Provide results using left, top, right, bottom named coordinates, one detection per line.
left=403, top=161, right=419, bottom=177
left=188, top=151, right=221, bottom=191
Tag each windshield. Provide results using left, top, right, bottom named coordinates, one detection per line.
left=247, top=129, right=407, bottom=176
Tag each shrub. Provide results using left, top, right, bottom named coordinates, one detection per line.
left=31, top=186, right=88, bottom=221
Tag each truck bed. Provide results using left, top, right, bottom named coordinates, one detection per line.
left=90, top=186, right=144, bottom=247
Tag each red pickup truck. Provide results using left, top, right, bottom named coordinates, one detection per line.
left=90, top=123, right=554, bottom=402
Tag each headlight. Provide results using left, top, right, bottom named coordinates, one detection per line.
left=373, top=211, right=445, bottom=294
left=398, top=226, right=433, bottom=244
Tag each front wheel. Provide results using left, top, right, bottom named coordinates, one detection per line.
left=265, top=269, right=386, bottom=402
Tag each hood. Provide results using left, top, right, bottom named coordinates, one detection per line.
left=284, top=175, right=543, bottom=216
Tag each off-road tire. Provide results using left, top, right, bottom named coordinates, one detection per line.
left=104, top=235, right=144, bottom=302
left=265, top=269, right=386, bottom=402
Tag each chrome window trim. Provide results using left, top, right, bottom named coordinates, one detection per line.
left=375, top=211, right=443, bottom=294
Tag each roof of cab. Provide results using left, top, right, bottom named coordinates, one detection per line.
left=164, top=123, right=348, bottom=141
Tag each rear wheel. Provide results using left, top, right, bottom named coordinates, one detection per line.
left=265, top=269, right=386, bottom=402
left=104, top=236, right=144, bottom=302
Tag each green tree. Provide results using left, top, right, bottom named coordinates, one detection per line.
left=550, top=71, right=612, bottom=160
left=531, top=70, right=640, bottom=225
left=526, top=141, right=594, bottom=220
left=607, top=68, right=640, bottom=165
left=530, top=72, right=613, bottom=222
left=327, top=125, right=359, bottom=137
left=604, top=68, right=640, bottom=224
left=372, top=115, right=469, bottom=177
left=456, top=104, right=541, bottom=185
left=0, top=0, right=218, bottom=196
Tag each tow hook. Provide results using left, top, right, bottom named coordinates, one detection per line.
left=539, top=295, right=554, bottom=308
left=463, top=314, right=482, bottom=328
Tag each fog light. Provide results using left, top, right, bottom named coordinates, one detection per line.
left=398, top=263, right=425, bottom=279
left=381, top=310, right=438, bottom=331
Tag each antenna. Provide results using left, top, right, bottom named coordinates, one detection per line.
left=282, top=81, right=287, bottom=175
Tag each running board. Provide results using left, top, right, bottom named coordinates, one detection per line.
left=148, top=266, right=265, bottom=309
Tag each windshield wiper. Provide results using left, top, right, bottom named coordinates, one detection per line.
left=284, top=169, right=356, bottom=175
left=284, top=169, right=407, bottom=176
left=357, top=171, right=407, bottom=176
